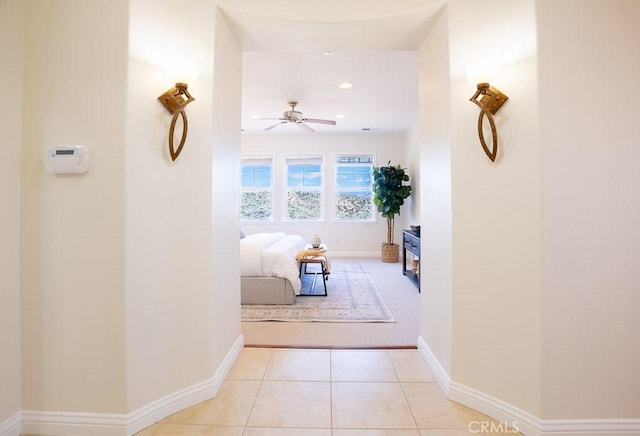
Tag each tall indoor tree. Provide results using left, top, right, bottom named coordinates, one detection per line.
left=372, top=162, right=412, bottom=262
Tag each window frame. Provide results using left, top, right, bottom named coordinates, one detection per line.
left=283, top=154, right=325, bottom=222
left=240, top=155, right=275, bottom=222
left=334, top=154, right=376, bottom=222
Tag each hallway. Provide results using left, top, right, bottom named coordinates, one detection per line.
left=135, top=348, right=520, bottom=435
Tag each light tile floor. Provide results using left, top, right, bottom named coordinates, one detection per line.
left=135, top=348, right=521, bottom=435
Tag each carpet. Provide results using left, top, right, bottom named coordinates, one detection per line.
left=241, top=262, right=396, bottom=322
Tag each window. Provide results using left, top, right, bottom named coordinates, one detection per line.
left=335, top=155, right=374, bottom=221
left=285, top=156, right=323, bottom=221
left=240, top=157, right=273, bottom=221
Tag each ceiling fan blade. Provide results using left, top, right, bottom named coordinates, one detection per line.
left=265, top=121, right=286, bottom=131
left=303, top=118, right=336, bottom=125
left=297, top=122, right=315, bottom=132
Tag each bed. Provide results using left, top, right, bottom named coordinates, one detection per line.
left=240, top=232, right=307, bottom=305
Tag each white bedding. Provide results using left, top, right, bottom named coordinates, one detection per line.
left=240, top=232, right=306, bottom=293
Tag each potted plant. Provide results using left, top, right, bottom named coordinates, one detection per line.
left=372, top=162, right=412, bottom=263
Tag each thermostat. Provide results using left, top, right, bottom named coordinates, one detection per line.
left=45, top=146, right=89, bottom=174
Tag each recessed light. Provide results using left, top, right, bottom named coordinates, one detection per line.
left=336, top=114, right=345, bottom=118
left=250, top=115, right=261, bottom=119
left=339, top=82, right=352, bottom=89
left=322, top=50, right=335, bottom=56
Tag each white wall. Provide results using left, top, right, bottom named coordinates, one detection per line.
left=241, top=132, right=413, bottom=255
left=417, top=4, right=453, bottom=377
left=209, top=6, right=244, bottom=380
left=421, top=0, right=640, bottom=428
left=126, top=0, right=240, bottom=412
left=17, top=0, right=244, bottom=433
left=537, top=0, right=640, bottom=419
left=20, top=0, right=129, bottom=414
left=447, top=0, right=544, bottom=416
left=0, top=0, right=24, bottom=432
left=404, top=123, right=421, bottom=227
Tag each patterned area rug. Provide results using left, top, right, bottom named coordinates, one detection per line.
left=241, top=262, right=395, bottom=322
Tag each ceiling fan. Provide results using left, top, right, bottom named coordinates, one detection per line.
left=261, top=100, right=336, bottom=132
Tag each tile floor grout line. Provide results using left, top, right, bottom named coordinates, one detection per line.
left=241, top=348, right=273, bottom=431
left=386, top=348, right=423, bottom=431
left=329, top=348, right=334, bottom=431
left=398, top=374, right=424, bottom=432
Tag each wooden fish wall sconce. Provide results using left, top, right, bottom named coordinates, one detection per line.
left=469, top=83, right=508, bottom=162
left=158, top=82, right=195, bottom=161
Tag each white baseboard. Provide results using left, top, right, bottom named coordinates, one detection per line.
left=20, top=410, right=129, bottom=436
left=20, top=334, right=245, bottom=436
left=416, top=336, right=640, bottom=436
left=126, top=334, right=245, bottom=435
left=0, top=412, right=21, bottom=436
left=535, top=419, right=640, bottom=435
left=447, top=379, right=542, bottom=436
left=416, top=335, right=452, bottom=395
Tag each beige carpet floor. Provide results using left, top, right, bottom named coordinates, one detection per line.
left=242, top=257, right=421, bottom=348
left=241, top=262, right=395, bottom=322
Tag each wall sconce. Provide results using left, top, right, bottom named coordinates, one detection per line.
left=158, top=82, right=195, bottom=161
left=469, top=83, right=508, bottom=162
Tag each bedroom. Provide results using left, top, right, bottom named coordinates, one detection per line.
left=239, top=129, right=421, bottom=346
left=234, top=16, right=424, bottom=338
left=238, top=93, right=422, bottom=344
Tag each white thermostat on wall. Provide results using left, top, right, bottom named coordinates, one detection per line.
left=45, top=146, right=89, bottom=174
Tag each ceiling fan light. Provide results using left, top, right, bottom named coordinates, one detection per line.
left=264, top=101, right=336, bottom=131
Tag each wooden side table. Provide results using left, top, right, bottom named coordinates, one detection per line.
left=298, top=244, right=329, bottom=296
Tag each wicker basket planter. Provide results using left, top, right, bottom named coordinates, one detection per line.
left=381, top=243, right=399, bottom=263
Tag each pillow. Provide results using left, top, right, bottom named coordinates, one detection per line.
left=240, top=229, right=246, bottom=239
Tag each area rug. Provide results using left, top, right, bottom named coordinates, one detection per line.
left=241, top=262, right=395, bottom=322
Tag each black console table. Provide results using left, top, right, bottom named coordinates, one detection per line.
left=402, top=230, right=420, bottom=291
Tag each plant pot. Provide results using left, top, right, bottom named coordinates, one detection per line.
left=381, top=243, right=399, bottom=263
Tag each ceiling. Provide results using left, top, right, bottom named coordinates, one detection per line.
left=219, top=3, right=444, bottom=134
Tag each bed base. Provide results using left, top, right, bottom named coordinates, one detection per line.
left=241, top=276, right=296, bottom=305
